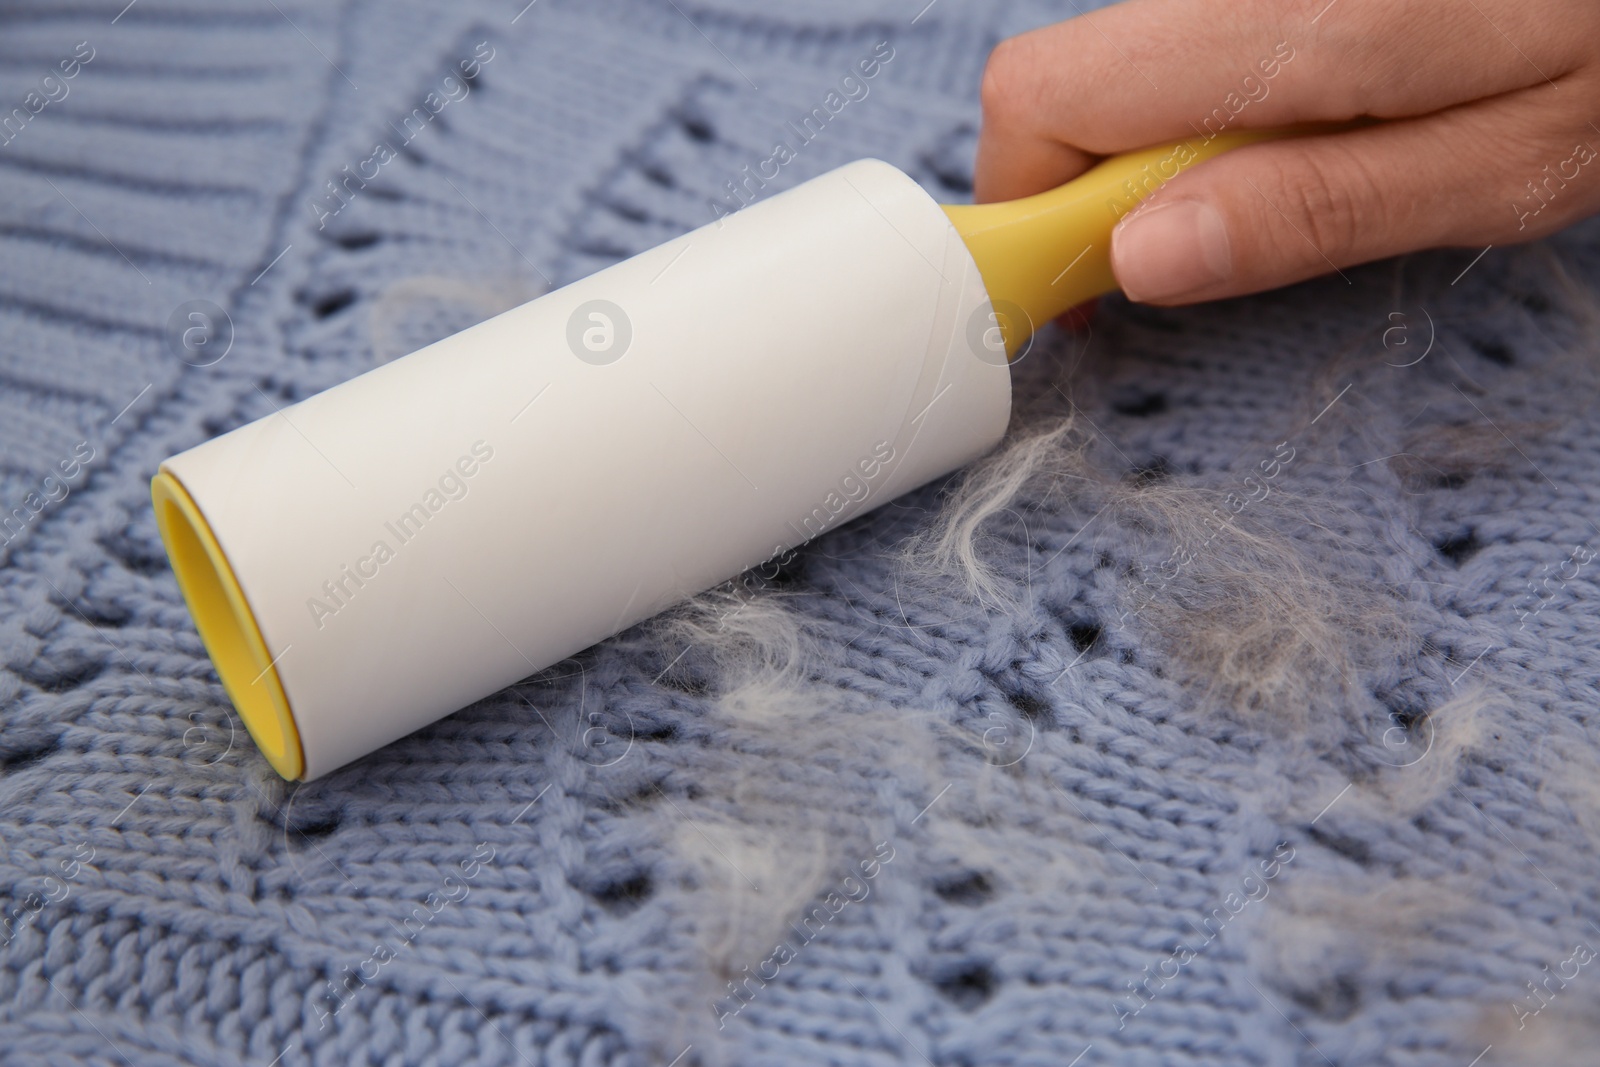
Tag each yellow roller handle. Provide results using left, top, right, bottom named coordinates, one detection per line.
left=944, top=126, right=1308, bottom=356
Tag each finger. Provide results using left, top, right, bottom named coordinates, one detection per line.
left=974, top=96, right=1096, bottom=203
left=1107, top=85, right=1600, bottom=305
left=973, top=0, right=1594, bottom=201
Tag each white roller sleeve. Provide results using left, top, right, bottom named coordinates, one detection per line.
left=162, top=159, right=1011, bottom=778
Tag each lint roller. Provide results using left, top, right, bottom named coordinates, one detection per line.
left=153, top=128, right=1294, bottom=780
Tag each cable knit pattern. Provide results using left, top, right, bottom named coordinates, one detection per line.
left=4, top=1, right=1600, bottom=1064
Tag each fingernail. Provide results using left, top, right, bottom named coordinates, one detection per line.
left=1112, top=199, right=1233, bottom=303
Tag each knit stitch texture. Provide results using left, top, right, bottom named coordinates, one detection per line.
left=4, top=1, right=1600, bottom=1065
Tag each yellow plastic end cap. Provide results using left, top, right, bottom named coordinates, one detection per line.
left=151, top=470, right=304, bottom=780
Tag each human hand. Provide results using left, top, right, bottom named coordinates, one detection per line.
left=974, top=0, right=1600, bottom=305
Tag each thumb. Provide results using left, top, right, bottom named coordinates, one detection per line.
left=1108, top=98, right=1592, bottom=304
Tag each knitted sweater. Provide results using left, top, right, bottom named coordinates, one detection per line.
left=4, top=1, right=1599, bottom=1064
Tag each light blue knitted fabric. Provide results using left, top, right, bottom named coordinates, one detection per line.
left=5, top=1, right=1600, bottom=1065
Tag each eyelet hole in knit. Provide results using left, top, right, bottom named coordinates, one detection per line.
left=329, top=231, right=382, bottom=251
left=915, top=122, right=978, bottom=196
left=1, top=733, right=60, bottom=773
left=655, top=668, right=711, bottom=697
left=931, top=871, right=995, bottom=906
left=34, top=660, right=106, bottom=694
left=585, top=871, right=655, bottom=916
left=1126, top=456, right=1172, bottom=486
left=1066, top=620, right=1103, bottom=653
left=1470, top=338, right=1515, bottom=367
left=1111, top=391, right=1169, bottom=418
left=304, top=288, right=358, bottom=320
left=632, top=719, right=679, bottom=743
left=1288, top=973, right=1362, bottom=1022
left=1307, top=827, right=1374, bottom=868
left=100, top=527, right=171, bottom=579
left=676, top=112, right=715, bottom=143
left=1383, top=700, right=1429, bottom=735
left=1003, top=687, right=1050, bottom=721
left=930, top=961, right=998, bottom=1010
left=1433, top=529, right=1481, bottom=566
left=287, top=814, right=341, bottom=842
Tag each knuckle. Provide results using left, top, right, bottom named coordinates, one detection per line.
left=979, top=35, right=1042, bottom=126
left=1265, top=144, right=1376, bottom=262
left=1492, top=97, right=1600, bottom=242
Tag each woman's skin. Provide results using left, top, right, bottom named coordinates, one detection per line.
left=974, top=0, right=1600, bottom=305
